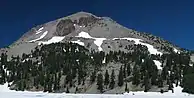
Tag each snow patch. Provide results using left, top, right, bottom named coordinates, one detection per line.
left=29, top=31, right=48, bottom=42
left=153, top=60, right=162, bottom=70
left=142, top=59, right=144, bottom=63
left=76, top=31, right=93, bottom=39
left=71, top=40, right=85, bottom=46
left=76, top=31, right=106, bottom=51
left=22, top=58, right=29, bottom=63
left=94, top=38, right=106, bottom=51
left=38, top=62, right=41, bottom=65
left=38, top=27, right=44, bottom=31
left=0, top=82, right=193, bottom=98
left=174, top=48, right=180, bottom=54
left=79, top=25, right=85, bottom=28
left=63, top=48, right=66, bottom=52
left=35, top=31, right=42, bottom=34
left=39, top=36, right=65, bottom=45
left=2, top=65, right=10, bottom=76
left=102, top=57, right=106, bottom=64
left=35, top=27, right=44, bottom=34
left=0, top=83, right=14, bottom=92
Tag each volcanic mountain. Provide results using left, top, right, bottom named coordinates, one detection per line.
left=0, top=12, right=193, bottom=94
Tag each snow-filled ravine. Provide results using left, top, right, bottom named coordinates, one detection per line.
left=29, top=31, right=48, bottom=42
left=0, top=83, right=194, bottom=98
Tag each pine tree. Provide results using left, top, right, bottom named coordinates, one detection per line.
left=160, top=89, right=164, bottom=94
left=75, top=87, right=78, bottom=94
left=132, top=65, right=140, bottom=86
left=151, top=66, right=158, bottom=85
left=168, top=80, right=174, bottom=93
left=158, top=75, right=163, bottom=88
left=90, top=70, right=96, bottom=83
left=118, top=66, right=124, bottom=86
left=97, top=73, right=103, bottom=93
left=123, top=64, right=126, bottom=78
left=72, top=67, right=77, bottom=79
left=109, top=69, right=115, bottom=89
left=104, top=70, right=109, bottom=86
left=127, top=63, right=131, bottom=76
left=182, top=73, right=194, bottom=94
left=66, top=72, right=72, bottom=84
left=78, top=68, right=83, bottom=85
left=66, top=87, right=70, bottom=93
left=125, top=82, right=128, bottom=92
left=161, top=66, right=168, bottom=80
left=53, top=73, right=58, bottom=90
left=82, top=78, right=85, bottom=85
left=144, top=71, right=150, bottom=92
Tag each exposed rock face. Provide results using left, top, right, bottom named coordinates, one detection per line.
left=78, top=16, right=99, bottom=27
left=55, top=19, right=75, bottom=36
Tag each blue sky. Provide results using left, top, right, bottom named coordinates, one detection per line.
left=0, top=0, right=194, bottom=50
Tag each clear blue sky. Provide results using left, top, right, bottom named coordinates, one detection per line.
left=0, top=0, right=194, bottom=50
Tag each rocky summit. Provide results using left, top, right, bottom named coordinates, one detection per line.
left=0, top=12, right=194, bottom=94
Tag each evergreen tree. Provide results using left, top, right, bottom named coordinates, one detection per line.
left=161, top=66, right=168, bottom=80
left=104, top=70, right=109, bottom=86
left=78, top=68, right=83, bottom=85
left=132, top=65, right=140, bottom=86
left=158, top=75, right=163, bottom=88
left=109, top=69, right=115, bottom=89
left=53, top=74, right=58, bottom=90
left=66, top=87, right=70, bottom=93
left=127, top=64, right=131, bottom=76
left=90, top=70, right=96, bottom=83
left=118, top=66, right=124, bottom=86
left=144, top=71, right=150, bottom=92
left=125, top=82, right=128, bottom=92
left=97, top=73, right=103, bottom=93
left=182, top=73, right=194, bottom=94
left=82, top=78, right=85, bottom=85
left=160, top=89, right=164, bottom=94
left=151, top=66, right=158, bottom=85
left=75, top=87, right=78, bottom=94
left=168, top=80, right=174, bottom=93
left=123, top=64, right=126, bottom=78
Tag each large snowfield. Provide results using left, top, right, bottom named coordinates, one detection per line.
left=1, top=83, right=194, bottom=98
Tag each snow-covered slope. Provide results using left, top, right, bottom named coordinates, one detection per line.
left=0, top=83, right=193, bottom=98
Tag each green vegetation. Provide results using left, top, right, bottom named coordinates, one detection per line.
left=0, top=42, right=193, bottom=94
